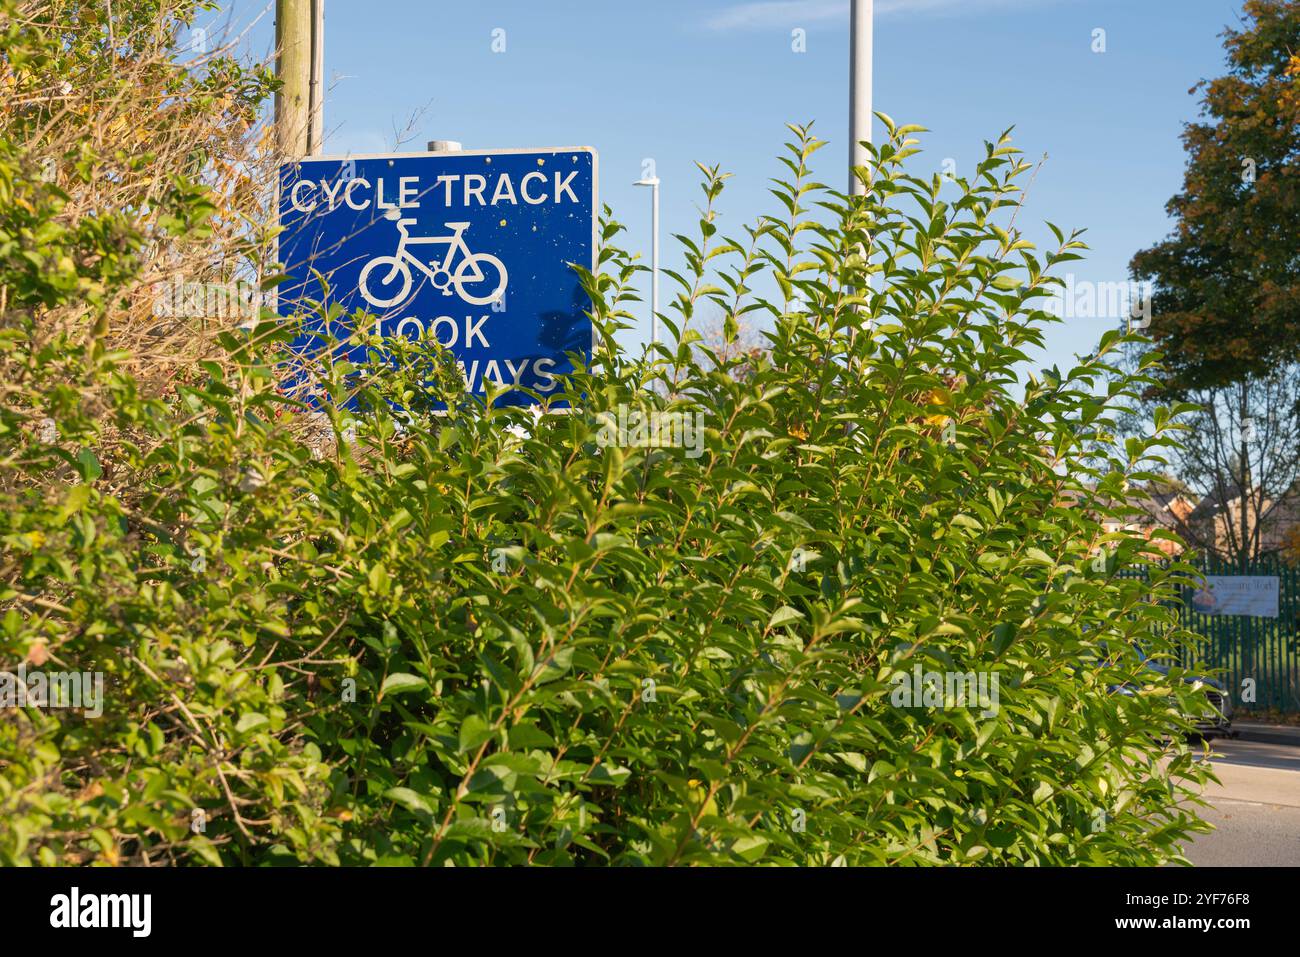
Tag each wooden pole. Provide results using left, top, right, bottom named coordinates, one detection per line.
left=309, top=0, right=325, bottom=155
left=275, top=0, right=312, bottom=157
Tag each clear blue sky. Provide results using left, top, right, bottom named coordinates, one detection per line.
left=206, top=0, right=1242, bottom=371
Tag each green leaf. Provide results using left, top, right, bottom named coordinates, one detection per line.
left=76, top=448, right=102, bottom=481
left=379, top=673, right=427, bottom=699
left=768, top=606, right=804, bottom=629
left=384, top=787, right=435, bottom=816
left=235, top=713, right=269, bottom=734
left=458, top=715, right=495, bottom=755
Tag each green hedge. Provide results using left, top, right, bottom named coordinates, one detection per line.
left=0, top=1, right=1215, bottom=865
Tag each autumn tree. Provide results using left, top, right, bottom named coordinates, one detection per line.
left=1130, top=0, right=1300, bottom=393
left=1120, top=1, right=1300, bottom=566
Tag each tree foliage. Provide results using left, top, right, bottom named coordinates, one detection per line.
left=1130, top=0, right=1300, bottom=393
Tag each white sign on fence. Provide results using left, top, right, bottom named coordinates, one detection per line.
left=1190, top=575, right=1279, bottom=618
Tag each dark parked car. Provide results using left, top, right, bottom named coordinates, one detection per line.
left=1111, top=660, right=1235, bottom=739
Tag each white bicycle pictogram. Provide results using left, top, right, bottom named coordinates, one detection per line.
left=358, top=218, right=508, bottom=309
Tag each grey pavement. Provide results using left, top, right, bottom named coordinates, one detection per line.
left=1232, top=719, right=1300, bottom=748
left=1180, top=734, right=1300, bottom=866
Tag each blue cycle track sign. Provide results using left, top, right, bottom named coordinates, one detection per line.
left=276, top=147, right=597, bottom=407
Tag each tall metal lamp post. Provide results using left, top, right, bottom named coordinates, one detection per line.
left=849, top=0, right=873, bottom=193
left=634, top=175, right=660, bottom=347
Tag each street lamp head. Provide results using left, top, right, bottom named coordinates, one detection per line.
left=633, top=177, right=660, bottom=187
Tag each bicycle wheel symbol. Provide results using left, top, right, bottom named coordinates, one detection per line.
left=452, top=253, right=507, bottom=306
left=358, top=255, right=413, bottom=309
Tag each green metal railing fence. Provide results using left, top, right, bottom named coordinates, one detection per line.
left=1178, top=556, right=1300, bottom=715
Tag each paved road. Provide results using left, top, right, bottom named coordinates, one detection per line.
left=1181, top=736, right=1300, bottom=866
